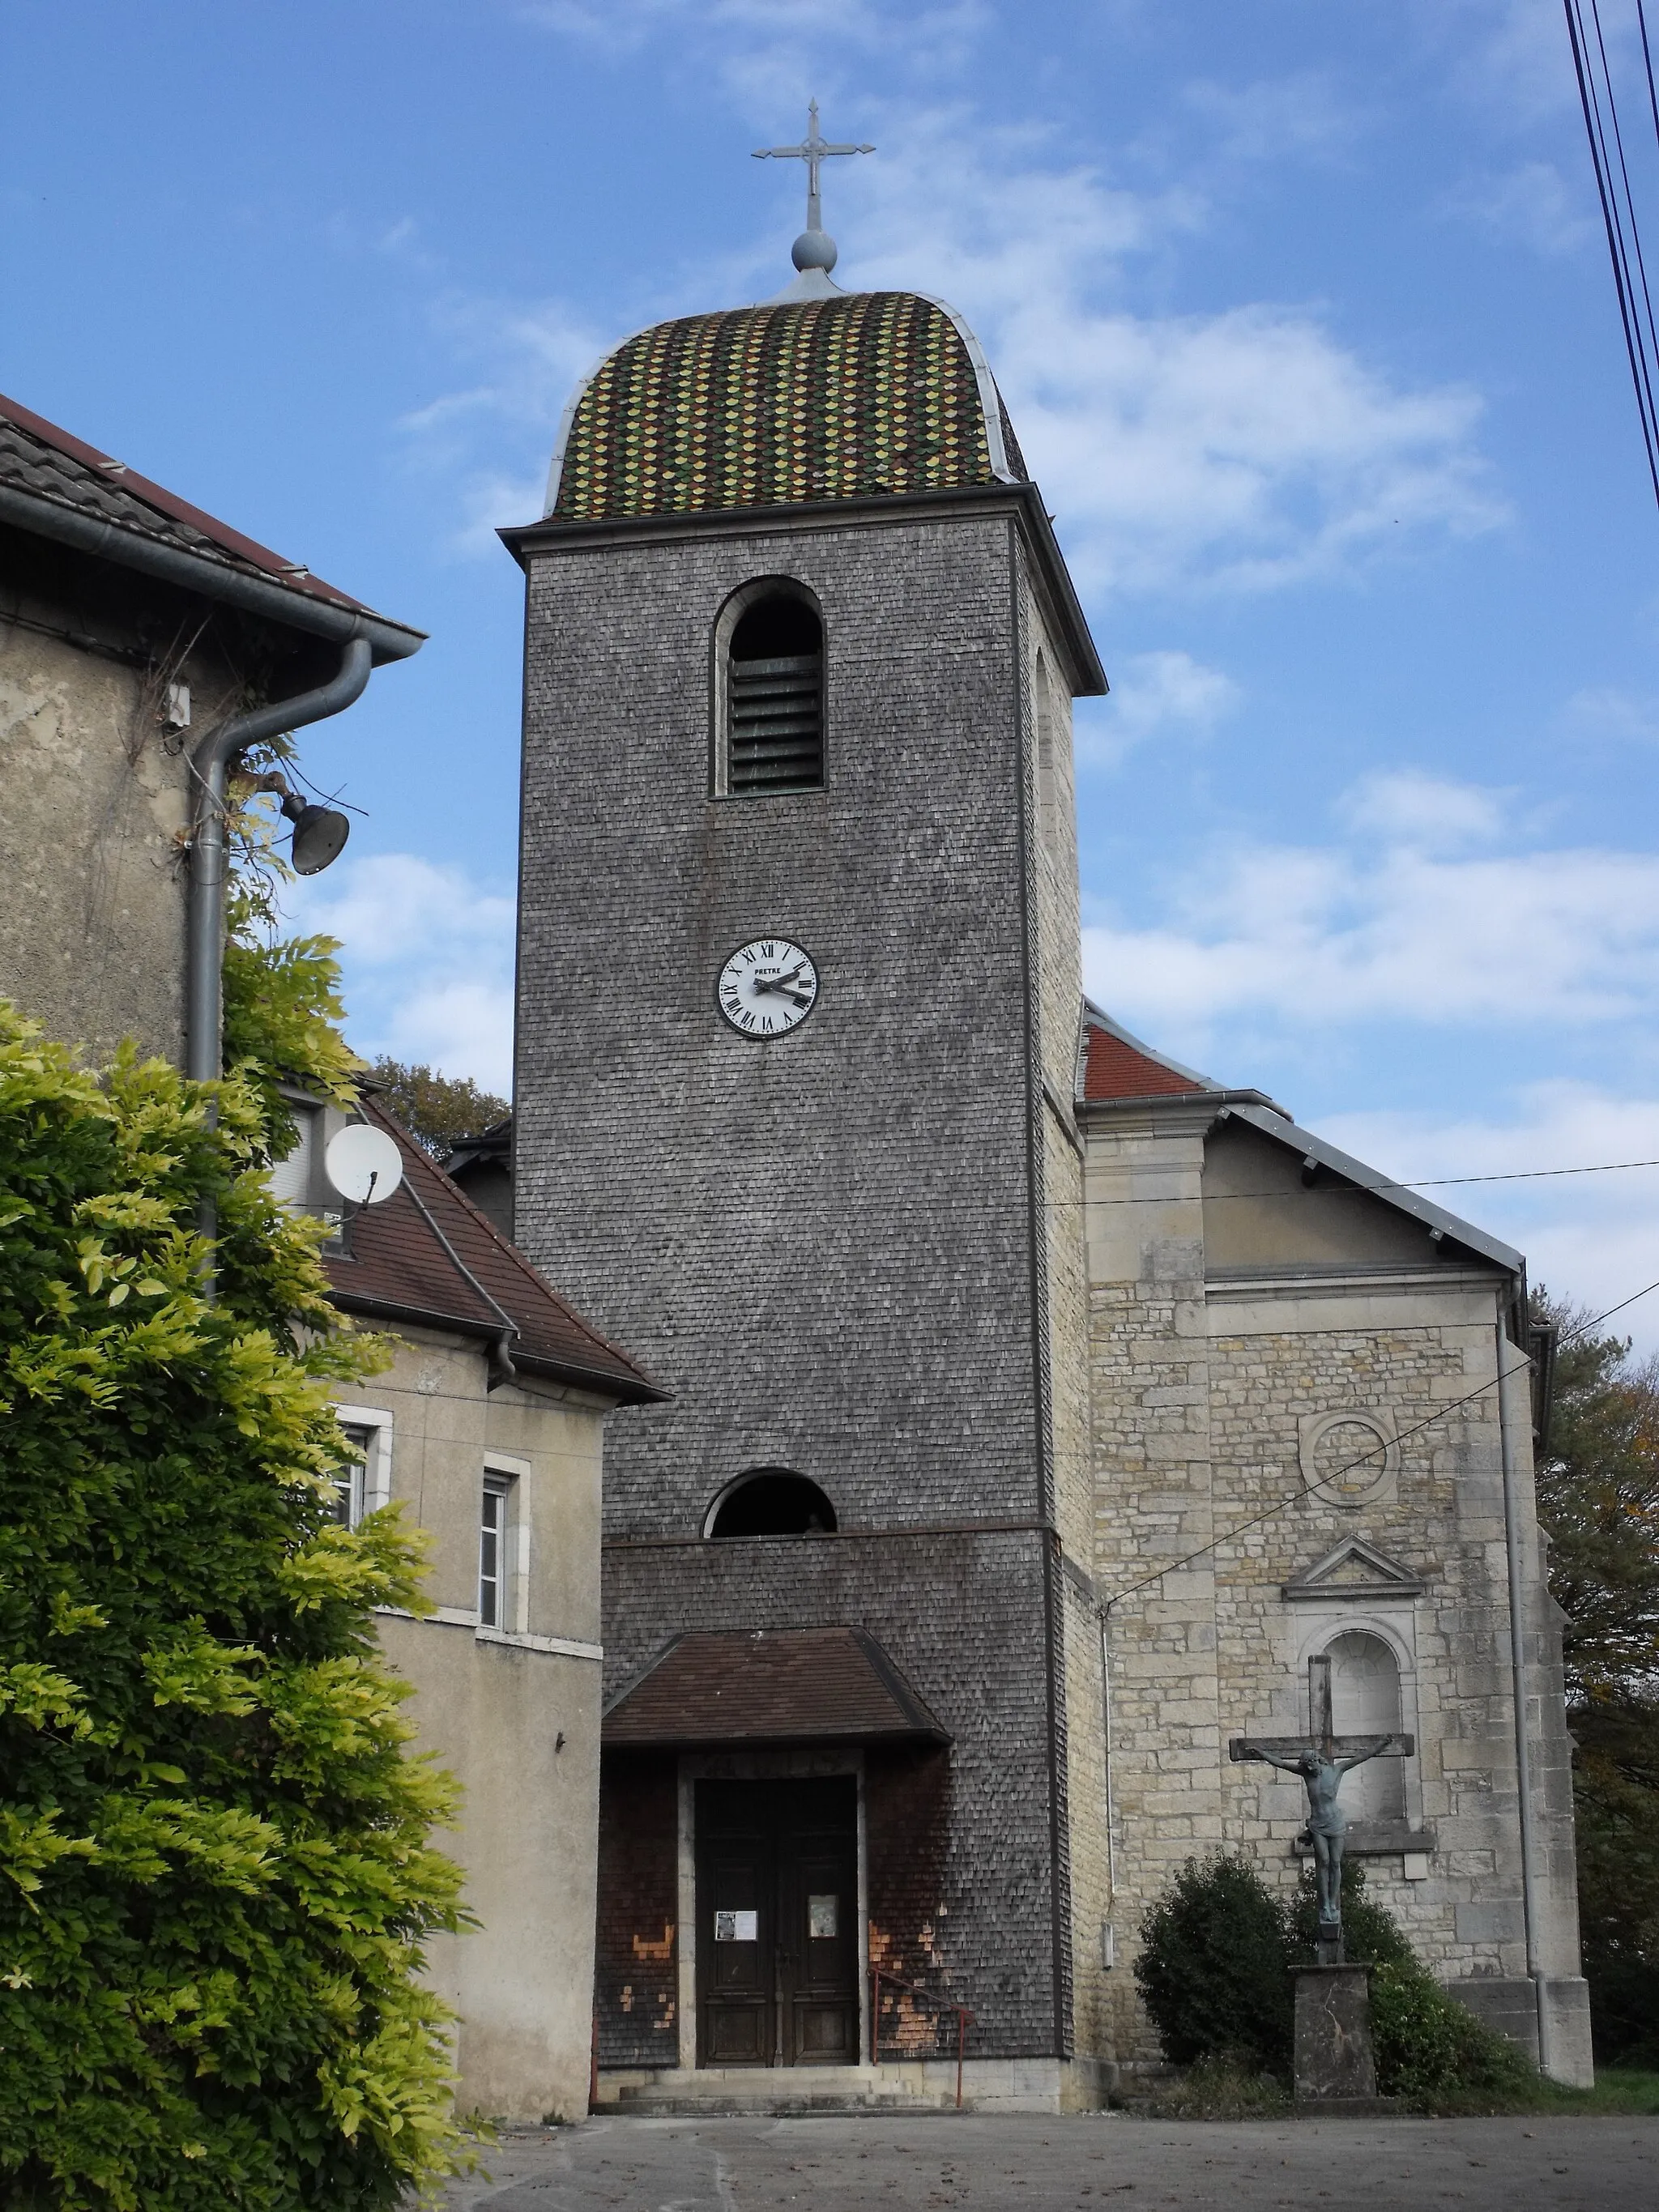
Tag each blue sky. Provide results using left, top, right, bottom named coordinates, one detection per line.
left=7, top=1, right=1659, bottom=1337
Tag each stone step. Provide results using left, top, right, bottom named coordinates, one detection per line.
left=595, top=2065, right=960, bottom=2116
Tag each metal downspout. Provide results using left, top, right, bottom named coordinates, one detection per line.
left=186, top=637, right=373, bottom=1085
left=1495, top=1312, right=1554, bottom=2078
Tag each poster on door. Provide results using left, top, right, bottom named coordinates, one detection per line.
left=714, top=1909, right=757, bottom=1942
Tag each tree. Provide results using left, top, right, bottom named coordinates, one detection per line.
left=1533, top=1290, right=1659, bottom=2066
left=364, top=1061, right=509, bottom=1161
left=0, top=910, right=472, bottom=2207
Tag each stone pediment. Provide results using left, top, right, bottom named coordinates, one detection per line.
left=1282, top=1535, right=1425, bottom=1603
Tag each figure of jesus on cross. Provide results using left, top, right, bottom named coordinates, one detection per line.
left=1230, top=1655, right=1413, bottom=1962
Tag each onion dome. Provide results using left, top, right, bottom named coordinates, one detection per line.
left=544, top=290, right=1028, bottom=523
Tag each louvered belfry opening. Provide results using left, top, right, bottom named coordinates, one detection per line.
left=727, top=593, right=824, bottom=795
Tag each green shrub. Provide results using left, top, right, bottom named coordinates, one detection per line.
left=1133, top=1852, right=1292, bottom=2072
left=1139, top=1854, right=1541, bottom=2108
left=0, top=995, right=471, bottom=2210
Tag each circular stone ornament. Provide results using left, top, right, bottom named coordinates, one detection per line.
left=1299, top=1410, right=1398, bottom=1509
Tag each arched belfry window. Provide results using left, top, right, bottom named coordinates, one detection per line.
left=705, top=1467, right=838, bottom=1539
left=714, top=582, right=825, bottom=797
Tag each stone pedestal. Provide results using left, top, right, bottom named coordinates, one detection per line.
left=1292, top=1964, right=1380, bottom=2110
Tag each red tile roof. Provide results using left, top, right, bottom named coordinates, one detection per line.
left=603, top=1627, right=949, bottom=1748
left=323, top=1099, right=662, bottom=1403
left=1080, top=1006, right=1215, bottom=1103
left=0, top=389, right=402, bottom=625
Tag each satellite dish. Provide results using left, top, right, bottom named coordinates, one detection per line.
left=324, top=1123, right=404, bottom=1206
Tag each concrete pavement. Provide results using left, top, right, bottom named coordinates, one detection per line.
left=436, top=2112, right=1658, bottom=2211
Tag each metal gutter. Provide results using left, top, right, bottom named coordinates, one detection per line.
left=186, top=639, right=376, bottom=1084
left=0, top=481, right=425, bottom=663
left=325, top=1285, right=667, bottom=1404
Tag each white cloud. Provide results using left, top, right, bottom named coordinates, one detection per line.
left=1180, top=72, right=1363, bottom=166
left=839, top=120, right=1505, bottom=594
left=1423, top=0, right=1582, bottom=123
left=1320, top=1081, right=1659, bottom=1353
left=1337, top=769, right=1511, bottom=849
left=1564, top=684, right=1659, bottom=744
left=393, top=62, right=1505, bottom=589
left=515, top=0, right=985, bottom=92
left=396, top=296, right=609, bottom=553
left=1082, top=774, right=1659, bottom=1034
left=1084, top=649, right=1239, bottom=765
left=288, top=854, right=516, bottom=1093
left=1445, top=161, right=1597, bottom=256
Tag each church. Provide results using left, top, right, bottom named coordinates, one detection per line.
left=494, top=138, right=1593, bottom=2108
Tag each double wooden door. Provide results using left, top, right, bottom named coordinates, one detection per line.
left=695, top=1778, right=859, bottom=2067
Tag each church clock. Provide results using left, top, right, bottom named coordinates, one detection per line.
left=715, top=936, right=819, bottom=1036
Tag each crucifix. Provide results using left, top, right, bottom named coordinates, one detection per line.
left=753, top=100, right=875, bottom=239
left=1229, top=1654, right=1413, bottom=1963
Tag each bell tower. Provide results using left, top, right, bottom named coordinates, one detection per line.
left=501, top=145, right=1111, bottom=2101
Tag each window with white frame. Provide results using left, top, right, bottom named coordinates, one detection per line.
left=333, top=1424, right=371, bottom=1528
left=479, top=1474, right=514, bottom=1629
left=331, top=1406, right=392, bottom=1529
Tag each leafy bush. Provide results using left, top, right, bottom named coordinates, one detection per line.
left=0, top=988, right=471, bottom=2210
left=1138, top=1852, right=1540, bottom=2108
left=1133, top=1852, right=1292, bottom=2072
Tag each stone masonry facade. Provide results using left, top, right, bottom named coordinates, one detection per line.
left=1083, top=1101, right=1587, bottom=2078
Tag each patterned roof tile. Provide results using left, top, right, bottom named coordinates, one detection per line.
left=552, top=292, right=1021, bottom=522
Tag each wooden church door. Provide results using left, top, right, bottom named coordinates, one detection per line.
left=695, top=1778, right=859, bottom=2066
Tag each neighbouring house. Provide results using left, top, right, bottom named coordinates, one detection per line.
left=492, top=210, right=1591, bottom=2110
left=0, top=390, right=421, bottom=1062
left=0, top=390, right=660, bottom=2124
left=283, top=1089, right=663, bottom=2120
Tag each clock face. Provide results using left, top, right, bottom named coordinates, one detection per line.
left=716, top=936, right=820, bottom=1038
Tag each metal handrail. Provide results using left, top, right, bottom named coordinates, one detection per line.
left=868, top=1967, right=975, bottom=2110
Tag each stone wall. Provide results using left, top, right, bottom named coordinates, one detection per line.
left=0, top=531, right=352, bottom=1071
left=1081, top=1094, right=1587, bottom=2078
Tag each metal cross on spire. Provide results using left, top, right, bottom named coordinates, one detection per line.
left=753, top=100, right=873, bottom=283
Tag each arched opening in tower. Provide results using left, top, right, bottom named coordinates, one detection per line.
left=707, top=1468, right=838, bottom=1538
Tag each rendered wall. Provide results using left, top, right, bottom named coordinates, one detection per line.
left=0, top=612, right=209, bottom=1064
left=343, top=1325, right=612, bottom=2122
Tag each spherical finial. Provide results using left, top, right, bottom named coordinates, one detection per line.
left=791, top=228, right=838, bottom=274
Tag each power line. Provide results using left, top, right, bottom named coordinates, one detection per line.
left=539, top=1151, right=1659, bottom=1218
left=1097, top=1275, right=1659, bottom=1611
left=1566, top=0, right=1659, bottom=505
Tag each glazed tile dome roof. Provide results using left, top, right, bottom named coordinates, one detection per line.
left=545, top=290, right=1027, bottom=522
